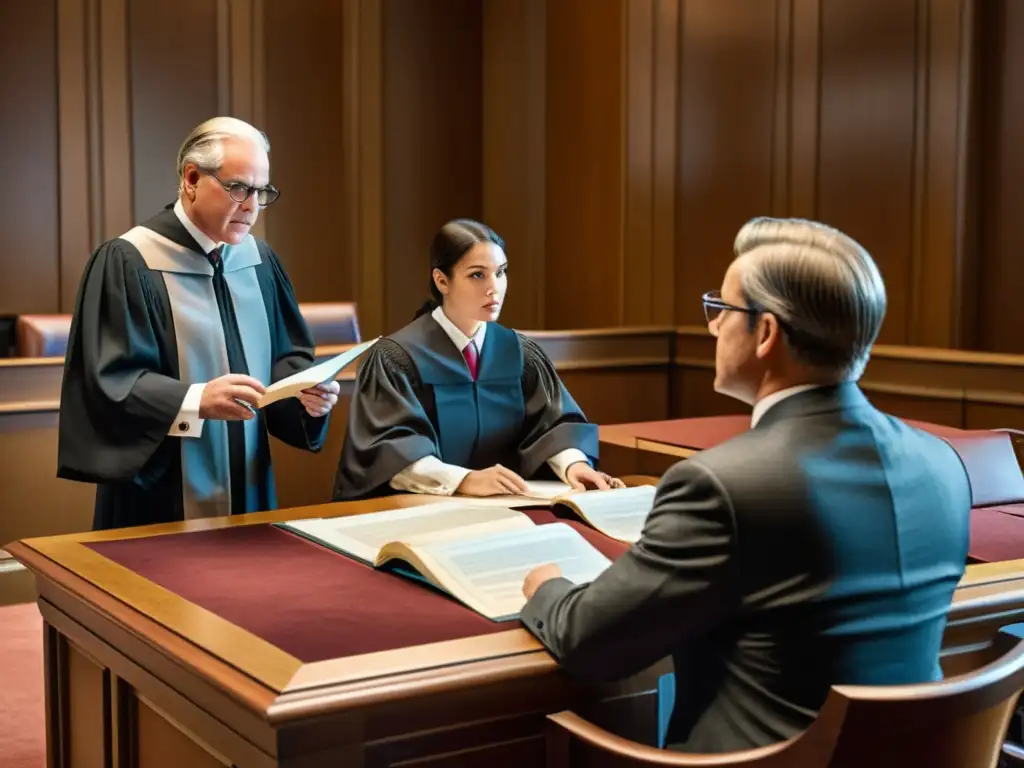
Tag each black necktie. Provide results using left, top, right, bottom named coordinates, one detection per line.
left=208, top=247, right=254, bottom=513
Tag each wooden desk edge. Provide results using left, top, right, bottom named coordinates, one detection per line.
left=5, top=500, right=564, bottom=711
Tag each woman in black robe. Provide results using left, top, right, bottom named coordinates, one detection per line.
left=333, top=219, right=621, bottom=500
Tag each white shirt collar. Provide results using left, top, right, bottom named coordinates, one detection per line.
left=173, top=198, right=222, bottom=255
left=750, top=384, right=824, bottom=428
left=431, top=305, right=486, bottom=352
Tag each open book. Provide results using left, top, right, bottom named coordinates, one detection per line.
left=279, top=502, right=612, bottom=621
left=257, top=337, right=379, bottom=408
left=463, top=482, right=658, bottom=544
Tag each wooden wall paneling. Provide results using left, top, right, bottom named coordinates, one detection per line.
left=815, top=0, right=917, bottom=345
left=672, top=365, right=752, bottom=419
left=263, top=0, right=349, bottom=303
left=789, top=0, right=820, bottom=218
left=128, top=0, right=216, bottom=224
left=859, top=382, right=966, bottom=428
left=622, top=0, right=655, bottom=326
left=908, top=0, right=978, bottom=349
left=0, top=1, right=60, bottom=315
left=651, top=0, right=680, bottom=324
left=223, top=0, right=268, bottom=242
left=674, top=0, right=779, bottom=326
left=343, top=0, right=385, bottom=340
left=381, top=0, right=483, bottom=335
left=482, top=0, right=546, bottom=331
left=558, top=370, right=671, bottom=427
left=57, top=0, right=93, bottom=312
left=974, top=0, right=1024, bottom=354
left=545, top=0, right=624, bottom=329
left=97, top=0, right=133, bottom=242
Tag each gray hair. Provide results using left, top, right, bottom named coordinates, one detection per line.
left=733, top=216, right=887, bottom=380
left=176, top=117, right=270, bottom=193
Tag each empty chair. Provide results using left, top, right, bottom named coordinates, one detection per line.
left=298, top=302, right=361, bottom=346
left=15, top=314, right=73, bottom=358
left=546, top=625, right=1024, bottom=768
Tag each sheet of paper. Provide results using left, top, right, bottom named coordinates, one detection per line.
left=421, top=522, right=611, bottom=620
left=571, top=485, right=656, bottom=543
left=257, top=337, right=379, bottom=408
left=282, top=501, right=529, bottom=563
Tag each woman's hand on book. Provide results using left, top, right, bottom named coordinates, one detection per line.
left=566, top=462, right=625, bottom=491
left=456, top=464, right=530, bottom=496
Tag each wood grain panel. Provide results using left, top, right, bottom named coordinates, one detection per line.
left=975, top=0, right=1024, bottom=353
left=344, top=0, right=386, bottom=339
left=263, top=0, right=350, bottom=303
left=137, top=696, right=230, bottom=767
left=675, top=0, right=778, bottom=326
left=0, top=412, right=94, bottom=551
left=97, top=0, right=134, bottom=242
left=559, top=370, right=671, bottom=426
left=57, top=0, right=93, bottom=312
left=482, top=0, right=546, bottom=330
left=382, top=0, right=483, bottom=334
left=67, top=642, right=111, bottom=766
left=129, top=0, right=219, bottom=222
left=909, top=0, right=978, bottom=349
left=545, top=0, right=624, bottom=329
left=816, top=0, right=917, bottom=344
left=0, top=1, right=60, bottom=314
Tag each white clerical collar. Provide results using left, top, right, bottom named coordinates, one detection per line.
left=173, top=198, right=222, bottom=256
left=431, top=305, right=486, bottom=352
left=750, top=384, right=824, bottom=428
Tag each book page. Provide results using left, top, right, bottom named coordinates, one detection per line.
left=564, top=485, right=657, bottom=543
left=281, top=502, right=531, bottom=564
left=407, top=523, right=611, bottom=621
left=257, top=337, right=380, bottom=408
left=441, top=481, right=575, bottom=509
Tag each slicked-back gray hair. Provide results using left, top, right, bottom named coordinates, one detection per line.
left=733, top=217, right=887, bottom=381
left=176, top=117, right=270, bottom=193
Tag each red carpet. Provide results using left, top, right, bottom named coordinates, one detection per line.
left=0, top=603, right=45, bottom=768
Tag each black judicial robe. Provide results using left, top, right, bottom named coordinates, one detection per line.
left=57, top=206, right=329, bottom=530
left=332, top=312, right=599, bottom=500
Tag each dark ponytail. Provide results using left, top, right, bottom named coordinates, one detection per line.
left=414, top=218, right=505, bottom=319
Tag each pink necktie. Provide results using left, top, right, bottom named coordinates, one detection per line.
left=463, top=342, right=478, bottom=381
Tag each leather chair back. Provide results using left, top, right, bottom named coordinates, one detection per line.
left=943, top=431, right=1024, bottom=508
left=298, top=302, right=361, bottom=346
left=16, top=315, right=73, bottom=358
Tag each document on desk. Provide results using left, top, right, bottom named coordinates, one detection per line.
left=257, top=337, right=379, bottom=408
left=450, top=484, right=657, bottom=543
left=279, top=501, right=611, bottom=621
left=380, top=523, right=612, bottom=621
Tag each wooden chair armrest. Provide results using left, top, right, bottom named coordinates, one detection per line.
left=546, top=711, right=793, bottom=767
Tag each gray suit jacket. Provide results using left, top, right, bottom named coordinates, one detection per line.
left=521, top=383, right=971, bottom=753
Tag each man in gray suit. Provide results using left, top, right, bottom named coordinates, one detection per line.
left=520, top=217, right=971, bottom=753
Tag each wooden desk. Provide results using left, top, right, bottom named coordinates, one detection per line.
left=6, top=496, right=662, bottom=768
left=10, top=496, right=1024, bottom=766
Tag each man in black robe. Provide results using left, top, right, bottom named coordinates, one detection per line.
left=58, top=117, right=340, bottom=530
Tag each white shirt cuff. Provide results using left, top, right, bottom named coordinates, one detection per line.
left=168, top=383, right=206, bottom=439
left=547, top=448, right=590, bottom=483
left=389, top=455, right=471, bottom=496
